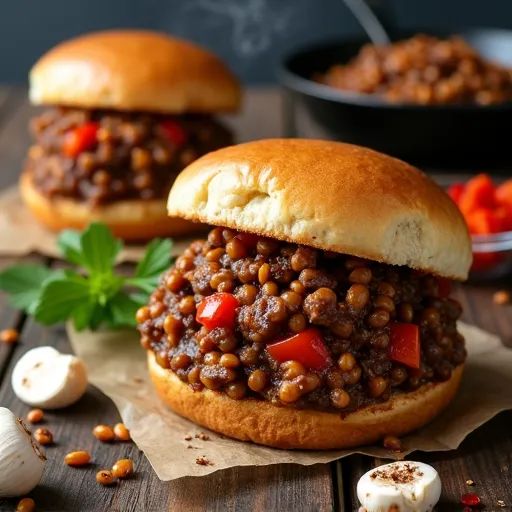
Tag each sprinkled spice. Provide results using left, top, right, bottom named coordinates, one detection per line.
left=497, top=500, right=506, bottom=507
left=461, top=493, right=481, bottom=507
left=370, top=462, right=422, bottom=484
left=465, top=479, right=475, bottom=486
left=195, top=432, right=210, bottom=441
left=196, top=457, right=214, bottom=466
left=184, top=435, right=192, bottom=441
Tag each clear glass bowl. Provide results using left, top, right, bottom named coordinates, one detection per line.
left=470, top=230, right=512, bottom=279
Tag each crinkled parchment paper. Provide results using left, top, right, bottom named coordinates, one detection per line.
left=0, top=186, right=195, bottom=261
left=66, top=322, right=512, bottom=480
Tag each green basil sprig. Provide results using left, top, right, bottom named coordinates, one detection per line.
left=0, top=223, right=172, bottom=331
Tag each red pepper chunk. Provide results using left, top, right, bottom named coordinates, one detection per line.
left=267, top=328, right=332, bottom=371
left=160, top=120, right=187, bottom=147
left=447, top=182, right=465, bottom=204
left=62, top=122, right=99, bottom=158
left=389, top=323, right=420, bottom=369
left=196, top=293, right=239, bottom=331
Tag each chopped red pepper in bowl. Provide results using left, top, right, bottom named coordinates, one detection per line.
left=448, top=174, right=512, bottom=277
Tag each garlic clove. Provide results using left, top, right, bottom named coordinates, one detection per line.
left=0, top=407, right=46, bottom=498
left=11, top=346, right=88, bottom=409
left=357, top=461, right=441, bottom=512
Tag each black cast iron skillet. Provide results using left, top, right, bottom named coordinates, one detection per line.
left=277, top=29, right=512, bottom=171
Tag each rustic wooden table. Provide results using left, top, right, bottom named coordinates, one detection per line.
left=0, top=86, right=511, bottom=512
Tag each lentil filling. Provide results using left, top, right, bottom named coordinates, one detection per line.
left=25, top=108, right=232, bottom=205
left=138, top=227, right=466, bottom=412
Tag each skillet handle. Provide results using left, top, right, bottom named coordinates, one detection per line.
left=365, top=0, right=396, bottom=40
left=282, top=90, right=298, bottom=138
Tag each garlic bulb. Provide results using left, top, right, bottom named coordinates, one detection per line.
left=0, top=407, right=46, bottom=497
left=12, top=346, right=88, bottom=409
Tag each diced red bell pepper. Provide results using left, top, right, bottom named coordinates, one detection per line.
left=267, top=328, right=332, bottom=371
left=160, top=120, right=188, bottom=147
left=389, top=323, right=420, bottom=369
left=495, top=179, right=512, bottom=207
left=465, top=207, right=503, bottom=235
left=458, top=174, right=496, bottom=214
left=436, top=277, right=452, bottom=298
left=236, top=233, right=259, bottom=247
left=447, top=182, right=465, bottom=204
left=196, top=293, right=239, bottom=331
left=62, top=122, right=99, bottom=158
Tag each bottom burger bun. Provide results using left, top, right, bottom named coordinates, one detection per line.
left=148, top=350, right=464, bottom=450
left=20, top=172, right=203, bottom=241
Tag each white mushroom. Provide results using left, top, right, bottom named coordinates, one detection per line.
left=0, top=407, right=46, bottom=497
left=12, top=346, right=88, bottom=409
left=357, top=461, right=441, bottom=512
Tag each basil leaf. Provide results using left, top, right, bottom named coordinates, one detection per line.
left=108, top=292, right=141, bottom=328
left=0, top=265, right=54, bottom=312
left=33, top=278, right=91, bottom=325
left=129, top=291, right=150, bottom=305
left=57, top=229, right=87, bottom=267
left=72, top=302, right=106, bottom=331
left=80, top=223, right=123, bottom=275
left=135, top=238, right=172, bottom=279
left=125, top=276, right=160, bottom=294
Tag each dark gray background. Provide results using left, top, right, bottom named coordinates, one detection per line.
left=1, top=0, right=511, bottom=84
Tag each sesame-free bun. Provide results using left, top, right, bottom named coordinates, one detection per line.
left=20, top=172, right=202, bottom=241
left=148, top=350, right=464, bottom=450
left=167, top=139, right=472, bottom=280
left=29, top=30, right=241, bottom=114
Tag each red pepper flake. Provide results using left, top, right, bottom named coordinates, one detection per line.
left=160, top=120, right=187, bottom=147
left=461, top=493, right=481, bottom=507
left=195, top=457, right=214, bottom=466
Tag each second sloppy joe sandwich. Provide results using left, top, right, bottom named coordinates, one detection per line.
left=137, top=139, right=472, bottom=450
left=21, top=29, right=240, bottom=240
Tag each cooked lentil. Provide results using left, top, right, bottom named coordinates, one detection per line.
left=138, top=227, right=466, bottom=412
left=319, top=34, right=512, bottom=105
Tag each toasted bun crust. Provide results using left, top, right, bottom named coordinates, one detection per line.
left=148, top=350, right=464, bottom=450
left=29, top=30, right=241, bottom=113
left=20, top=172, right=203, bottom=241
left=167, top=139, right=472, bottom=280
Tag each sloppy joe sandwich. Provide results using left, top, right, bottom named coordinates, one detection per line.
left=137, top=139, right=472, bottom=449
left=21, top=29, right=241, bottom=240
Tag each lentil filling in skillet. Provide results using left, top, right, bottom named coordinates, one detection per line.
left=25, top=107, right=233, bottom=205
left=137, top=227, right=466, bottom=412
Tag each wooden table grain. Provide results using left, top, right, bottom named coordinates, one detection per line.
left=0, top=86, right=511, bottom=512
